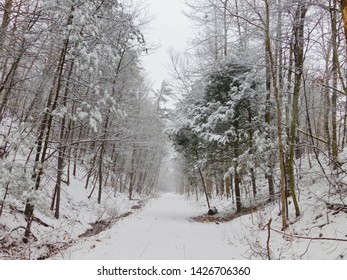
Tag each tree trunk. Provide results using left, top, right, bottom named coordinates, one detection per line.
left=51, top=59, right=74, bottom=218
left=265, top=17, right=275, bottom=199
left=331, top=0, right=339, bottom=168
left=0, top=41, right=25, bottom=121
left=128, top=145, right=137, bottom=200
left=197, top=166, right=211, bottom=209
left=23, top=4, right=74, bottom=239
left=98, top=150, right=103, bottom=204
left=223, top=0, right=228, bottom=56
left=340, top=0, right=347, bottom=44
left=0, top=0, right=13, bottom=61
left=287, top=1, right=307, bottom=217
left=225, top=174, right=231, bottom=199
left=234, top=168, right=241, bottom=212
left=265, top=0, right=288, bottom=230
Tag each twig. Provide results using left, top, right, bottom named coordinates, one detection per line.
left=271, top=227, right=347, bottom=242
left=299, top=239, right=313, bottom=259
left=9, top=205, right=54, bottom=228
left=0, top=226, right=38, bottom=242
left=266, top=218, right=272, bottom=260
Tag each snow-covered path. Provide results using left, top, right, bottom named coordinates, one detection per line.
left=63, top=193, right=244, bottom=259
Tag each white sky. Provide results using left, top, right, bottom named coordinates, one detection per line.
left=142, top=0, right=193, bottom=90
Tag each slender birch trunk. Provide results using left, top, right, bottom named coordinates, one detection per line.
left=264, top=0, right=288, bottom=230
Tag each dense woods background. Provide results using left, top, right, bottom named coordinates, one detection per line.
left=0, top=0, right=167, bottom=243
left=168, top=0, right=347, bottom=230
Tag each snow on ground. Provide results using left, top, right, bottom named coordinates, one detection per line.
left=2, top=147, right=347, bottom=260
left=55, top=180, right=347, bottom=260
left=57, top=193, right=242, bottom=259
left=0, top=170, right=141, bottom=260
left=57, top=148, right=347, bottom=260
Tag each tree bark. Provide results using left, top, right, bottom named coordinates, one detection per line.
left=197, top=166, right=211, bottom=209
left=265, top=0, right=288, bottom=230
left=331, top=0, right=339, bottom=168
left=340, top=0, right=347, bottom=44
left=0, top=0, right=13, bottom=48
left=287, top=1, right=307, bottom=217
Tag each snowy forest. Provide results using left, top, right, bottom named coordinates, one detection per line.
left=1, top=0, right=347, bottom=260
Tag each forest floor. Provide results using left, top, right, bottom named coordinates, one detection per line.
left=55, top=192, right=241, bottom=259
left=0, top=172, right=146, bottom=260
left=2, top=153, right=347, bottom=259
left=55, top=184, right=347, bottom=260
